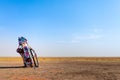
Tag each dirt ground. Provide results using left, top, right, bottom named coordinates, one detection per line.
left=0, top=57, right=120, bottom=80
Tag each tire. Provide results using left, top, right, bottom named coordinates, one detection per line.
left=30, top=49, right=39, bottom=67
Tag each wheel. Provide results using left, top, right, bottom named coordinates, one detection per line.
left=30, top=49, right=39, bottom=67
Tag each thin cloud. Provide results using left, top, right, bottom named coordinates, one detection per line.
left=58, top=28, right=103, bottom=43
left=71, top=34, right=103, bottom=43
left=88, top=34, right=102, bottom=39
left=71, top=28, right=103, bottom=43
left=93, top=28, right=103, bottom=33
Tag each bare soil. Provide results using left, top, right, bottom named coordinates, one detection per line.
left=0, top=57, right=120, bottom=80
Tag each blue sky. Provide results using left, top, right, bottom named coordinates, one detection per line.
left=0, top=0, right=120, bottom=57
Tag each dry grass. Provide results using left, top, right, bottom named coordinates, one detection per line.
left=39, top=57, right=120, bottom=62
left=0, top=57, right=120, bottom=80
left=1, top=57, right=120, bottom=62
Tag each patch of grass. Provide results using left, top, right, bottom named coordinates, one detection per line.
left=0, top=57, right=120, bottom=62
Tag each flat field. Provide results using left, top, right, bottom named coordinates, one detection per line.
left=0, top=57, right=120, bottom=80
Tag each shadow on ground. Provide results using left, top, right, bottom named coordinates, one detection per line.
left=0, top=66, right=25, bottom=69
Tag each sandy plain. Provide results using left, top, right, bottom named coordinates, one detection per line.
left=0, top=57, right=120, bottom=80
